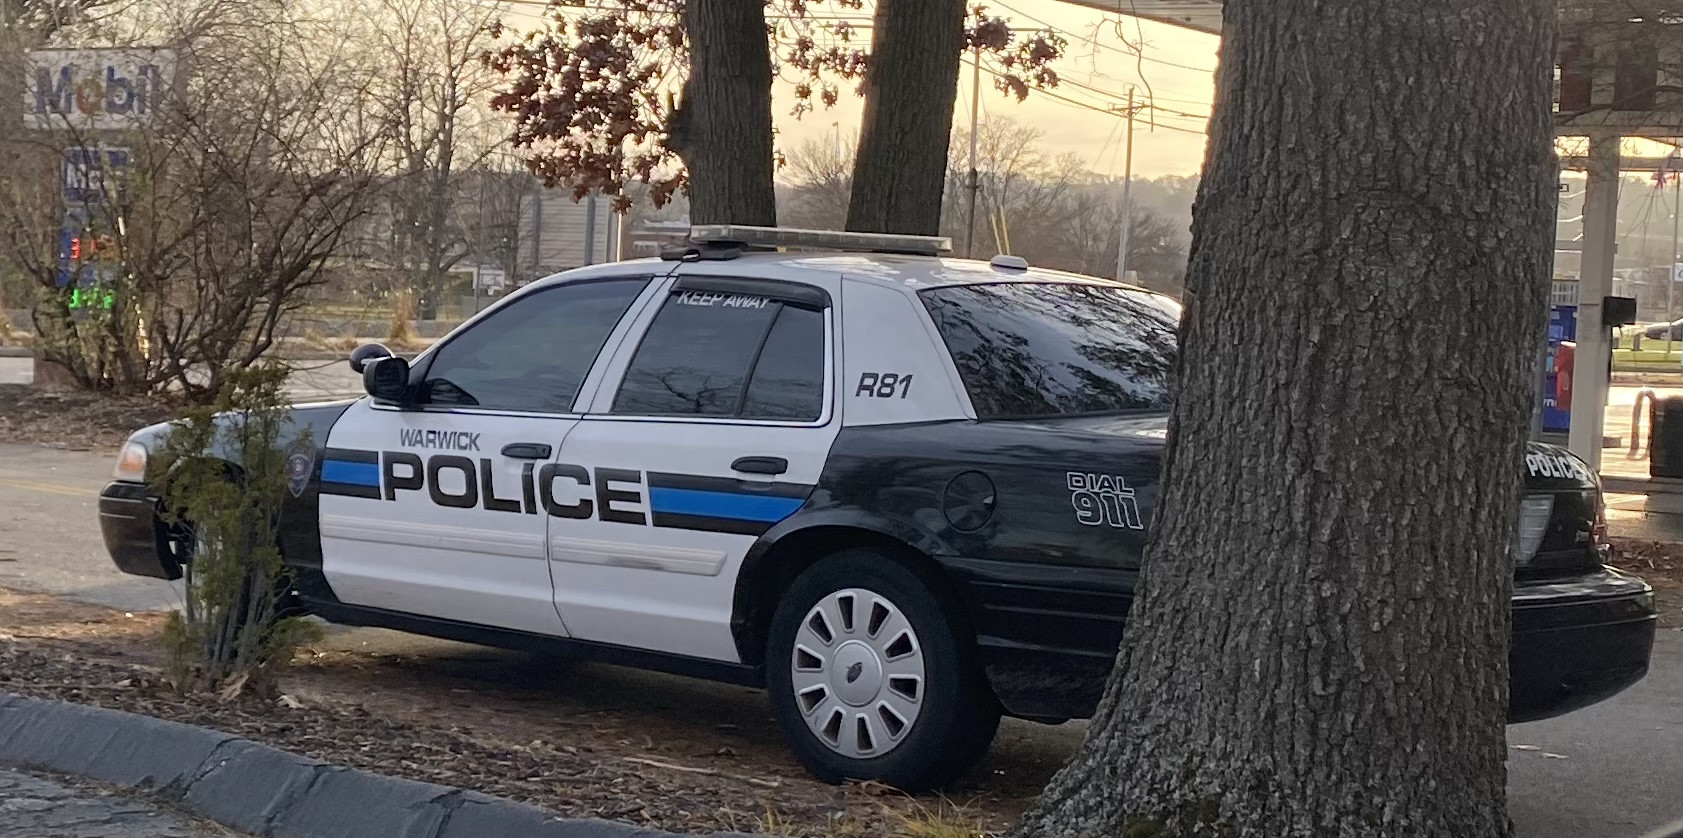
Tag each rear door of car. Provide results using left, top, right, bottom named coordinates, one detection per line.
left=547, top=266, right=842, bottom=662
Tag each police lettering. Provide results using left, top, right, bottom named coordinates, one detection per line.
left=1526, top=452, right=1587, bottom=481
left=399, top=429, right=481, bottom=451
left=379, top=451, right=648, bottom=522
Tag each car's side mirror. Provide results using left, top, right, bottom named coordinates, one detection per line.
left=363, top=356, right=413, bottom=406
left=348, top=342, right=394, bottom=374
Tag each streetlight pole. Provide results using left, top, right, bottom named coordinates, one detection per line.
left=1115, top=87, right=1137, bottom=284
left=963, top=47, right=981, bottom=259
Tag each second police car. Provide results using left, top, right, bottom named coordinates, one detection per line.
left=98, top=226, right=1658, bottom=791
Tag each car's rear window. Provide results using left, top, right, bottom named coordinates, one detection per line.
left=919, top=281, right=1179, bottom=419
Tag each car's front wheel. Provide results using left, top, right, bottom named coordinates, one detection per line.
left=766, top=549, right=1000, bottom=791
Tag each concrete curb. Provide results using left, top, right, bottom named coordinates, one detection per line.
left=1605, top=475, right=1682, bottom=496
left=0, top=692, right=748, bottom=838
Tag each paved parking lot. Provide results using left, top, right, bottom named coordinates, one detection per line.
left=0, top=769, right=234, bottom=838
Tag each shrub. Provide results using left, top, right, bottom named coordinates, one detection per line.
left=154, top=363, right=319, bottom=697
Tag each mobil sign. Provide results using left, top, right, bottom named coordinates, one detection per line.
left=24, top=48, right=177, bottom=131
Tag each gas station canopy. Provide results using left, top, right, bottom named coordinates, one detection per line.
left=1054, top=0, right=1222, bottom=34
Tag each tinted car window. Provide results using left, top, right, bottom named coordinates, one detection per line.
left=741, top=306, right=826, bottom=421
left=920, top=281, right=1179, bottom=418
left=613, top=291, right=782, bottom=417
left=421, top=278, right=648, bottom=413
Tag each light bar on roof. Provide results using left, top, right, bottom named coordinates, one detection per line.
left=689, top=224, right=952, bottom=256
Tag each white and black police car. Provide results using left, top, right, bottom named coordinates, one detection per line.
left=98, top=226, right=1657, bottom=790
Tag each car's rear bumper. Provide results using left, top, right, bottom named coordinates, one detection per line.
left=940, top=557, right=1656, bottom=723
left=98, top=481, right=181, bottom=581
left=1509, top=568, right=1656, bottom=722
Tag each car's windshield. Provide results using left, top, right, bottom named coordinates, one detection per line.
left=920, top=281, right=1180, bottom=419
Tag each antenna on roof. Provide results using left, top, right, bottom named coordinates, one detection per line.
left=686, top=225, right=952, bottom=257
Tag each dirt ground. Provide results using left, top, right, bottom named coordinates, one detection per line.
left=1610, top=537, right=1682, bottom=628
left=0, top=384, right=175, bottom=451
left=0, top=588, right=1028, bottom=837
left=1, top=540, right=1677, bottom=837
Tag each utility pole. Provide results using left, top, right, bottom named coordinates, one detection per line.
left=1115, top=87, right=1137, bottom=284
left=963, top=47, right=981, bottom=259
left=1670, top=163, right=1679, bottom=341
left=473, top=166, right=487, bottom=314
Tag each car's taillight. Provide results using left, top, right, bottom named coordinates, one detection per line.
left=1590, top=491, right=1611, bottom=563
left=1515, top=494, right=1554, bottom=566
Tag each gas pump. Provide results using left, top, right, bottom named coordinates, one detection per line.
left=1541, top=305, right=1576, bottom=435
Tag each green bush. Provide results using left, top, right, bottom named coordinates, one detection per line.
left=153, top=363, right=319, bottom=697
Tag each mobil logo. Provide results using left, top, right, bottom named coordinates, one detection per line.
left=25, top=48, right=177, bottom=131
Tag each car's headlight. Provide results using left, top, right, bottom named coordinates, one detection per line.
left=112, top=440, right=149, bottom=483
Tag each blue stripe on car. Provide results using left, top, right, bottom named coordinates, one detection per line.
left=647, top=487, right=803, bottom=523
left=321, top=460, right=380, bottom=487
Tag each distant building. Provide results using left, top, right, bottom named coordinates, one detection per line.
left=517, top=190, right=619, bottom=280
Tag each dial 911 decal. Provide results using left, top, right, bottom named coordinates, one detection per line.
left=1068, top=471, right=1144, bottom=530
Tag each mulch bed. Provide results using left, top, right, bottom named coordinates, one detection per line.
left=0, top=590, right=1007, bottom=838
left=1609, top=537, right=1682, bottom=628
left=1, top=532, right=1679, bottom=838
left=0, top=384, right=176, bottom=451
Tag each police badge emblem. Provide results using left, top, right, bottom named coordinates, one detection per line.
left=285, top=450, right=314, bottom=498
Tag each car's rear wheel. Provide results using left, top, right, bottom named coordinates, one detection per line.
left=767, top=549, right=999, bottom=791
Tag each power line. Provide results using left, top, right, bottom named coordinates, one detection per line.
left=1068, top=73, right=1212, bottom=109
left=963, top=55, right=1208, bottom=134
left=1056, top=75, right=1212, bottom=121
left=990, top=0, right=1216, bottom=75
left=1030, top=84, right=1207, bottom=136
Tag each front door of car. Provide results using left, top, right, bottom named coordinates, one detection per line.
left=549, top=269, right=843, bottom=662
left=319, top=276, right=658, bottom=636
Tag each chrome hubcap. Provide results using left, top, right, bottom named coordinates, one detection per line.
left=790, top=588, right=925, bottom=758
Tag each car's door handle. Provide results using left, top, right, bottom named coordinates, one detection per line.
left=731, top=456, right=788, bottom=476
left=501, top=442, right=553, bottom=460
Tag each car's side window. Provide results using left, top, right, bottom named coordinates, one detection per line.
left=612, top=285, right=827, bottom=421
left=740, top=306, right=825, bottom=421
left=419, top=278, right=649, bottom=413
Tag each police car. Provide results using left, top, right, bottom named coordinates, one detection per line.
left=98, top=226, right=1657, bottom=791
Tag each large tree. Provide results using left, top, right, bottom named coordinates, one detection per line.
left=842, top=0, right=966, bottom=234
left=665, top=0, right=777, bottom=225
left=1013, top=1, right=1557, bottom=835
left=485, top=0, right=1061, bottom=222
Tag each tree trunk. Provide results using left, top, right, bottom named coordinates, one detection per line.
left=844, top=0, right=965, bottom=235
left=667, top=0, right=776, bottom=227
left=1013, top=2, right=1557, bottom=836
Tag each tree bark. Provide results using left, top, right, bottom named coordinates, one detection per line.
left=667, top=0, right=776, bottom=227
left=1013, top=2, right=1557, bottom=836
left=843, top=0, right=966, bottom=235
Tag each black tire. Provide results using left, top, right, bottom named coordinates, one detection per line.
left=766, top=549, right=1000, bottom=791
left=177, top=520, right=311, bottom=620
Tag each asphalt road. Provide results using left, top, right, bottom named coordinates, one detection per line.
left=0, top=769, right=234, bottom=838
left=0, top=440, right=1677, bottom=836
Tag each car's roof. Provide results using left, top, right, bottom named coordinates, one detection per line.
left=534, top=250, right=1164, bottom=297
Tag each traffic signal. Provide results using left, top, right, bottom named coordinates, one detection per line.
left=69, top=236, right=81, bottom=261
